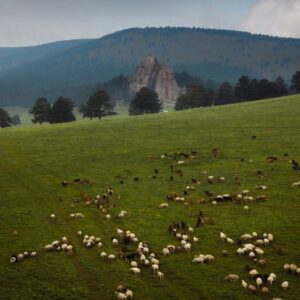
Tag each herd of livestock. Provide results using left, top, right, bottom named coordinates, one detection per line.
left=9, top=147, right=300, bottom=299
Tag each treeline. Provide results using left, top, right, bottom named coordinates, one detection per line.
left=0, top=108, right=20, bottom=128
left=175, top=70, right=300, bottom=110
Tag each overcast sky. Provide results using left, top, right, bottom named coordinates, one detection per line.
left=0, top=0, right=299, bottom=47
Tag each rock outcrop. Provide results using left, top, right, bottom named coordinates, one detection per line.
left=129, top=56, right=180, bottom=103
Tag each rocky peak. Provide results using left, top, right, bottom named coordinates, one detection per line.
left=129, top=55, right=180, bottom=103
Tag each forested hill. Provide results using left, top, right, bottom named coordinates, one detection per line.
left=1, top=27, right=300, bottom=106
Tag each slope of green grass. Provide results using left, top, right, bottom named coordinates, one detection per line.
left=0, top=95, right=300, bottom=300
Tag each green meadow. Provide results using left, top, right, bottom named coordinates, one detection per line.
left=0, top=95, right=300, bottom=300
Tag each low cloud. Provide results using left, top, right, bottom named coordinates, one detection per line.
left=239, top=0, right=300, bottom=38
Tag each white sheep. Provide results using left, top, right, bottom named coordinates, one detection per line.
left=97, top=242, right=102, bottom=248
left=240, top=234, right=252, bottom=240
left=108, top=254, right=116, bottom=260
left=75, top=213, right=84, bottom=219
left=125, top=289, right=133, bottom=299
left=62, top=236, right=68, bottom=243
left=256, top=277, right=263, bottom=288
left=193, top=237, right=199, bottom=243
left=106, top=214, right=111, bottom=221
left=10, top=256, right=17, bottom=263
left=244, top=206, right=249, bottom=212
left=167, top=245, right=176, bottom=253
left=220, top=232, right=227, bottom=241
left=158, top=203, right=168, bottom=209
left=151, top=264, right=159, bottom=273
left=291, top=181, right=300, bottom=187
left=115, top=292, right=127, bottom=300
left=116, top=229, right=123, bottom=236
left=236, top=248, right=245, bottom=256
left=192, top=257, right=205, bottom=264
left=130, top=261, right=138, bottom=268
left=45, top=244, right=55, bottom=251
left=50, top=214, right=56, bottom=220
left=162, top=248, right=170, bottom=256
left=157, top=271, right=164, bottom=280
left=281, top=281, right=289, bottom=290
left=150, top=257, right=159, bottom=265
left=100, top=252, right=107, bottom=260
left=30, top=251, right=37, bottom=257
left=255, top=247, right=264, bottom=257
left=130, top=267, right=141, bottom=276
left=118, top=212, right=125, bottom=219
left=241, top=280, right=248, bottom=289
left=112, top=238, right=119, bottom=246
left=249, top=269, right=259, bottom=277
left=183, top=243, right=191, bottom=252
left=226, top=237, right=234, bottom=245
left=224, top=274, right=239, bottom=282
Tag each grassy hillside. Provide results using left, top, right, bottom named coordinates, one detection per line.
left=1, top=27, right=300, bottom=106
left=0, top=96, right=300, bottom=300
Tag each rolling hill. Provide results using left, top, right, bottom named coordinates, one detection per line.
left=0, top=95, right=300, bottom=299
left=1, top=27, right=300, bottom=106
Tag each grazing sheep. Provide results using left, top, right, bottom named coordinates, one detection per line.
left=222, top=250, right=228, bottom=257
left=151, top=264, right=159, bottom=273
left=183, top=243, right=191, bottom=252
left=225, top=274, right=239, bottom=282
left=261, top=287, right=269, bottom=294
left=130, top=267, right=141, bottom=276
left=193, top=237, right=199, bottom=243
left=255, top=247, right=264, bottom=257
left=244, top=206, right=249, bottom=212
left=30, top=251, right=37, bottom=257
left=10, top=256, right=17, bottom=264
left=256, top=277, right=263, bottom=288
left=162, top=248, right=170, bottom=256
left=100, top=252, right=107, bottom=260
left=226, top=238, right=234, bottom=245
left=258, top=259, right=267, bottom=267
left=267, top=276, right=274, bottom=286
left=108, top=254, right=116, bottom=261
left=106, top=214, right=111, bottom=221
left=45, top=244, right=55, bottom=251
left=158, top=203, right=169, bottom=209
left=50, top=214, right=56, bottom=220
left=220, top=232, right=227, bottom=241
left=75, top=213, right=84, bottom=219
left=291, top=181, right=300, bottom=187
left=249, top=269, right=259, bottom=277
left=236, top=248, right=245, bottom=256
left=241, top=280, right=248, bottom=289
left=290, top=264, right=297, bottom=274
left=157, top=271, right=164, bottom=280
left=130, top=261, right=138, bottom=268
left=281, top=281, right=289, bottom=290
left=248, top=284, right=257, bottom=293
left=112, top=238, right=119, bottom=246
left=192, top=257, right=205, bottom=264
left=115, top=292, right=127, bottom=300
left=125, top=289, right=133, bottom=299
left=240, top=234, right=252, bottom=240
left=62, top=236, right=68, bottom=243
left=116, top=229, right=123, bottom=236
left=283, top=263, right=290, bottom=273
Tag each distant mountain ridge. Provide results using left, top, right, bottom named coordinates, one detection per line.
left=1, top=27, right=300, bottom=106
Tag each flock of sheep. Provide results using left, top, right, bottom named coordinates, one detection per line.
left=9, top=148, right=300, bottom=299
